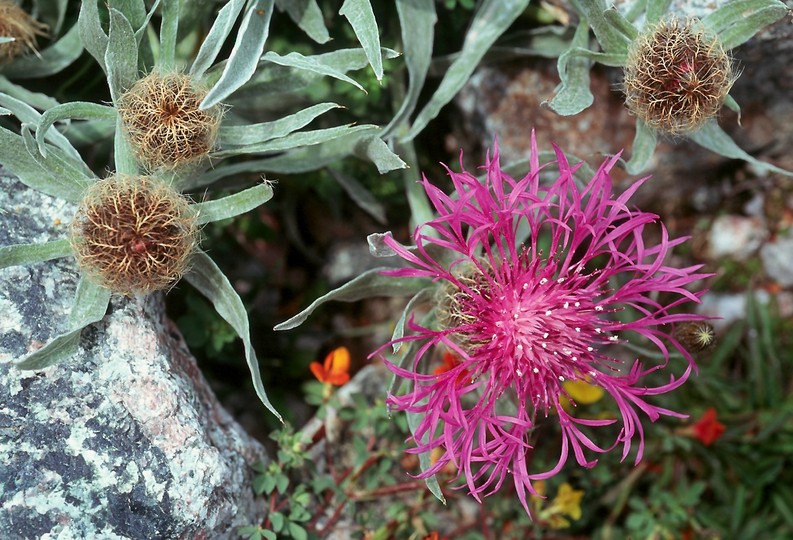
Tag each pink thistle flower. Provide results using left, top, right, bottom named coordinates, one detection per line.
left=374, top=132, right=710, bottom=515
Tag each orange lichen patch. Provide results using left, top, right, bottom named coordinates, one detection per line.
left=310, top=347, right=351, bottom=386
left=117, top=72, right=223, bottom=171
left=623, top=17, right=735, bottom=134
left=0, top=0, right=47, bottom=64
left=70, top=175, right=199, bottom=295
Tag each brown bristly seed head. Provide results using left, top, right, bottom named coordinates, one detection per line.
left=0, top=0, right=48, bottom=65
left=70, top=175, right=199, bottom=295
left=117, top=72, right=223, bottom=171
left=623, top=17, right=735, bottom=135
left=436, top=261, right=491, bottom=349
left=674, top=321, right=716, bottom=353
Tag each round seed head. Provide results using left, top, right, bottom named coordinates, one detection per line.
left=70, top=175, right=199, bottom=295
left=623, top=17, right=735, bottom=134
left=0, top=1, right=48, bottom=65
left=117, top=72, right=223, bottom=171
left=674, top=321, right=716, bottom=353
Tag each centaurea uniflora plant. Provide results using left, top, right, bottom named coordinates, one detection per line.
left=374, top=133, right=711, bottom=515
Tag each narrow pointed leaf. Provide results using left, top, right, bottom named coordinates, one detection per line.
left=158, top=0, right=179, bottom=70
left=340, top=0, right=383, bottom=81
left=703, top=0, right=788, bottom=47
left=216, top=124, right=376, bottom=156
left=190, top=0, right=247, bottom=78
left=404, top=0, right=530, bottom=141
left=0, top=78, right=59, bottom=111
left=354, top=134, right=407, bottom=173
left=201, top=0, right=275, bottom=109
left=383, top=0, right=436, bottom=138
left=105, top=9, right=138, bottom=104
left=716, top=5, right=789, bottom=50
left=329, top=168, right=386, bottom=224
left=688, top=120, right=793, bottom=177
left=274, top=0, right=330, bottom=44
left=194, top=182, right=274, bottom=225
left=21, top=127, right=93, bottom=188
left=274, top=268, right=427, bottom=331
left=570, top=0, right=631, bottom=55
left=625, top=120, right=658, bottom=174
left=2, top=24, right=83, bottom=79
left=185, top=251, right=282, bottom=421
left=0, top=239, right=72, bottom=270
left=0, top=91, right=80, bottom=161
left=219, top=102, right=341, bottom=146
left=547, top=22, right=594, bottom=116
left=260, top=51, right=366, bottom=92
left=78, top=0, right=109, bottom=71
left=407, top=408, right=446, bottom=504
left=15, top=278, right=111, bottom=370
left=0, top=125, right=89, bottom=201
left=36, top=102, right=116, bottom=156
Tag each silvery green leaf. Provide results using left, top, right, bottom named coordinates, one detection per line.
left=406, top=408, right=446, bottom=504
left=216, top=124, right=376, bottom=156
left=274, top=268, right=427, bottom=331
left=688, top=119, right=793, bottom=177
left=260, top=51, right=366, bottom=92
left=194, top=182, right=274, bottom=225
left=0, top=126, right=87, bottom=201
left=339, top=0, right=383, bottom=81
left=367, top=232, right=398, bottom=258
left=15, top=278, right=111, bottom=370
left=133, top=0, right=162, bottom=44
left=547, top=23, right=594, bottom=116
left=78, top=0, right=109, bottom=72
left=0, top=78, right=59, bottom=111
left=110, top=0, right=147, bottom=29
left=0, top=91, right=80, bottom=161
left=2, top=24, right=83, bottom=79
left=390, top=288, right=431, bottom=353
left=625, top=119, right=658, bottom=174
left=36, top=102, right=116, bottom=157
left=329, top=168, right=386, bottom=224
left=570, top=0, right=632, bottom=55
left=396, top=140, right=434, bottom=230
left=603, top=8, right=639, bottom=41
left=219, top=102, right=341, bottom=146
left=0, top=37, right=12, bottom=44
left=158, top=0, right=179, bottom=70
left=35, top=0, right=68, bottom=35
left=0, top=239, right=72, bottom=270
left=404, top=0, right=530, bottom=141
left=724, top=94, right=741, bottom=121
left=0, top=106, right=9, bottom=115
left=21, top=127, right=93, bottom=187
left=383, top=0, right=436, bottom=138
left=274, top=0, right=330, bottom=44
left=201, top=0, right=275, bottom=109
left=354, top=134, right=407, bottom=173
left=703, top=0, right=788, bottom=49
left=185, top=251, right=282, bottom=421
left=105, top=9, right=137, bottom=104
left=646, top=0, right=673, bottom=24
left=190, top=0, right=246, bottom=78
left=114, top=116, right=138, bottom=175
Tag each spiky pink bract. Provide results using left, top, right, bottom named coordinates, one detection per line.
left=376, top=133, right=710, bottom=515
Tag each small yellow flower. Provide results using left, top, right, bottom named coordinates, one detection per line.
left=560, top=377, right=605, bottom=413
left=538, top=482, right=585, bottom=529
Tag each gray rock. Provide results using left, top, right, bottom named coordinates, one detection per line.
left=0, top=171, right=268, bottom=539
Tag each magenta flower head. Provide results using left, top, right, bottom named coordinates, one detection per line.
left=373, top=132, right=710, bottom=514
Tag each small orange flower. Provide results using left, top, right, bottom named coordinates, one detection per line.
left=310, top=347, right=351, bottom=386
left=423, top=533, right=448, bottom=540
left=691, top=407, right=726, bottom=446
left=434, top=351, right=460, bottom=375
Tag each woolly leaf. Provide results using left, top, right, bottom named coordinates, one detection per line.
left=201, top=0, right=275, bottom=109
left=185, top=251, right=282, bottom=421
left=215, top=124, right=377, bottom=156
left=194, top=183, right=274, bottom=225
left=36, top=102, right=116, bottom=157
left=547, top=22, right=594, bottom=116
left=0, top=91, right=80, bottom=161
left=105, top=9, right=137, bottom=104
left=0, top=239, right=72, bottom=270
left=688, top=120, right=793, bottom=177
left=0, top=126, right=88, bottom=201
left=646, top=0, right=673, bottom=24
left=274, top=0, right=330, bottom=44
left=190, top=0, right=246, bottom=78
left=15, top=278, right=111, bottom=370
left=77, top=0, right=109, bottom=72
left=390, top=287, right=431, bottom=353
left=404, top=0, right=529, bottom=141
left=158, top=0, right=179, bottom=70
left=339, top=0, right=383, bottom=81
left=603, top=7, right=639, bottom=42
left=407, top=408, right=446, bottom=504
left=274, top=268, right=427, bottom=331
left=2, top=24, right=83, bottom=79
left=703, top=0, right=788, bottom=48
left=113, top=116, right=139, bottom=176
left=0, top=78, right=59, bottom=111
left=36, top=0, right=68, bottom=34
left=625, top=120, right=658, bottom=174
left=21, top=127, right=93, bottom=188
left=383, top=0, right=436, bottom=138
left=570, top=0, right=631, bottom=55
left=112, top=0, right=147, bottom=30
left=260, top=51, right=366, bottom=92
left=354, top=133, right=407, bottom=173
left=219, top=102, right=341, bottom=146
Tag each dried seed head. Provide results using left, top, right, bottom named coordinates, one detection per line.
left=0, top=1, right=48, bottom=64
left=623, top=17, right=735, bottom=134
left=674, top=321, right=716, bottom=353
left=70, top=175, right=199, bottom=295
left=117, top=72, right=223, bottom=171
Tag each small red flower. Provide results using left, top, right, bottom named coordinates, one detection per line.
left=310, top=347, right=351, bottom=386
left=692, top=407, right=726, bottom=446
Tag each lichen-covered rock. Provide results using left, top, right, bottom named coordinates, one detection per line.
left=0, top=170, right=267, bottom=539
